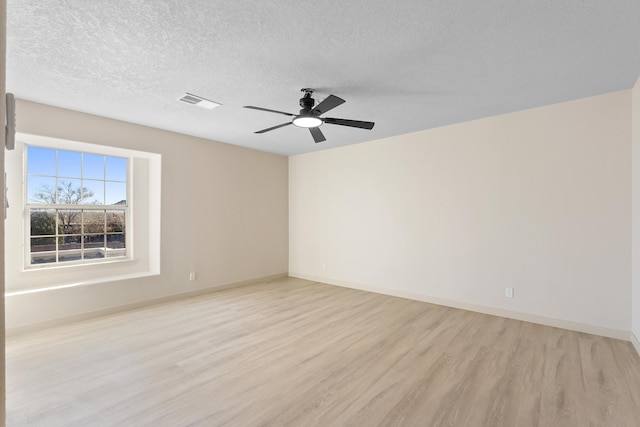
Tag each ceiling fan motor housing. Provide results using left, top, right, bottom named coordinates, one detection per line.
left=299, top=90, right=316, bottom=112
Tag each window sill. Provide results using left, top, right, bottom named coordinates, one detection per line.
left=24, top=257, right=136, bottom=272
left=5, top=268, right=159, bottom=297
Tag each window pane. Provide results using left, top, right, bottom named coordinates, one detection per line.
left=84, top=234, right=106, bottom=260
left=81, top=180, right=105, bottom=205
left=84, top=234, right=105, bottom=248
left=106, top=156, right=127, bottom=182
left=31, top=237, right=56, bottom=264
left=83, top=153, right=104, bottom=180
left=58, top=150, right=81, bottom=179
left=58, top=210, right=81, bottom=234
left=106, top=182, right=127, bottom=205
left=59, top=253, right=82, bottom=263
left=56, top=179, right=82, bottom=204
left=106, top=234, right=125, bottom=257
left=60, top=235, right=81, bottom=248
left=84, top=210, right=105, bottom=234
left=58, top=235, right=82, bottom=262
left=27, top=176, right=57, bottom=204
left=31, top=236, right=56, bottom=253
left=106, top=211, right=125, bottom=233
left=84, top=250, right=106, bottom=260
left=30, top=209, right=57, bottom=236
left=27, top=146, right=56, bottom=176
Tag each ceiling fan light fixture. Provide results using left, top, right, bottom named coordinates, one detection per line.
left=292, top=115, right=323, bottom=128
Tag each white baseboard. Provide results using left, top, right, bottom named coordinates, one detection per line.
left=631, top=332, right=640, bottom=356
left=289, top=272, right=631, bottom=341
left=6, top=273, right=287, bottom=337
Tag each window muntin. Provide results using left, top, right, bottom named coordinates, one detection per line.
left=25, top=146, right=128, bottom=266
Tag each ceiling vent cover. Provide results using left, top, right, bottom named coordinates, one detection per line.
left=177, top=93, right=221, bottom=110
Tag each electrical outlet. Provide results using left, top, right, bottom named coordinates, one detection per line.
left=505, top=287, right=514, bottom=298
left=189, top=272, right=196, bottom=281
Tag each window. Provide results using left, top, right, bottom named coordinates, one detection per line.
left=6, top=133, right=161, bottom=293
left=26, top=146, right=129, bottom=266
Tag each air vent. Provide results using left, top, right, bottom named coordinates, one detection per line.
left=177, top=93, right=221, bottom=110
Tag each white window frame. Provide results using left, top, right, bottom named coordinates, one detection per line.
left=24, top=146, right=131, bottom=269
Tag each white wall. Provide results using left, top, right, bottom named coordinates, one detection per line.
left=632, top=77, right=640, bottom=351
left=6, top=100, right=288, bottom=330
left=290, top=91, right=631, bottom=336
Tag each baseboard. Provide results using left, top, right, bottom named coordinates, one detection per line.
left=289, top=272, right=630, bottom=341
left=6, top=273, right=287, bottom=337
left=631, top=332, right=640, bottom=356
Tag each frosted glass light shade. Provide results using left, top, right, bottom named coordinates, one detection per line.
left=292, top=116, right=323, bottom=128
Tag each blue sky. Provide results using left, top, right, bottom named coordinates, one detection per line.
left=27, top=146, right=127, bottom=205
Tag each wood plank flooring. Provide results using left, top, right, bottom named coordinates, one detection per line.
left=6, top=277, right=640, bottom=426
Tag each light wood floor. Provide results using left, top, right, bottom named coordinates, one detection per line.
left=6, top=277, right=640, bottom=426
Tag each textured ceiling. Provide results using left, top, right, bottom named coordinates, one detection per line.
left=7, top=1, right=640, bottom=156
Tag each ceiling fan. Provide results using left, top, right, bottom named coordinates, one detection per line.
left=244, top=88, right=375, bottom=143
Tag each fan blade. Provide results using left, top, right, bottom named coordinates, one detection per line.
left=255, top=122, right=293, bottom=134
left=309, top=127, right=326, bottom=143
left=324, top=117, right=375, bottom=130
left=311, top=95, right=345, bottom=115
left=244, top=106, right=295, bottom=117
